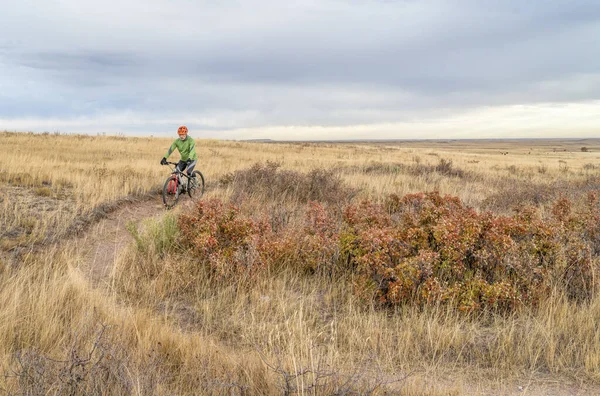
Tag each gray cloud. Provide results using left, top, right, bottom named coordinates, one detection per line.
left=0, top=0, right=599, bottom=136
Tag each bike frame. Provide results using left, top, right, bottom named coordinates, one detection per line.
left=165, top=161, right=192, bottom=187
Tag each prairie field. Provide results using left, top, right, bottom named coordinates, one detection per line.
left=2, top=131, right=600, bottom=394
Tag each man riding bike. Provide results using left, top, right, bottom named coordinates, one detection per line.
left=160, top=126, right=198, bottom=181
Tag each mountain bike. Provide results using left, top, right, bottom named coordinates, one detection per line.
left=161, top=161, right=205, bottom=209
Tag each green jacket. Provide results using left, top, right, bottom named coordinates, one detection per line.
left=164, top=136, right=198, bottom=161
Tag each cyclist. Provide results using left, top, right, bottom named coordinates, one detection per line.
left=160, top=126, right=198, bottom=182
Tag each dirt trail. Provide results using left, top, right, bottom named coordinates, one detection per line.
left=73, top=194, right=166, bottom=285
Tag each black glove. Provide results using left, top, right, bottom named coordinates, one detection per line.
left=160, top=158, right=167, bottom=165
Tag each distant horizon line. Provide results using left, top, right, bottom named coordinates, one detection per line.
left=2, top=130, right=600, bottom=142
left=245, top=137, right=600, bottom=143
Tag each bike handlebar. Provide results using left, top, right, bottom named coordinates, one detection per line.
left=163, top=162, right=189, bottom=177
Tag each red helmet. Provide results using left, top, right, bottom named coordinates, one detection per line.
left=177, top=125, right=188, bottom=135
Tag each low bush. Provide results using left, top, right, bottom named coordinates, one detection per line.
left=127, top=214, right=179, bottom=256
left=178, top=199, right=266, bottom=280
left=360, top=158, right=467, bottom=179
left=219, top=161, right=356, bottom=205
left=175, top=192, right=600, bottom=313
left=434, top=158, right=465, bottom=178
left=33, top=186, right=52, bottom=197
left=342, top=192, right=597, bottom=312
left=482, top=175, right=600, bottom=213
left=177, top=199, right=341, bottom=280
left=5, top=324, right=138, bottom=395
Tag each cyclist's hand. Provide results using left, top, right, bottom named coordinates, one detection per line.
left=160, top=158, right=167, bottom=165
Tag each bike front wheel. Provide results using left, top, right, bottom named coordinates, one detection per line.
left=162, top=175, right=180, bottom=209
left=188, top=171, right=205, bottom=200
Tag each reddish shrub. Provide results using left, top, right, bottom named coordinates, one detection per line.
left=178, top=199, right=265, bottom=280
left=178, top=199, right=343, bottom=280
left=342, top=192, right=598, bottom=312
left=178, top=191, right=600, bottom=313
left=295, top=202, right=341, bottom=274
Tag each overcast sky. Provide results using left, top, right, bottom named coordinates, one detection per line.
left=1, top=0, right=599, bottom=139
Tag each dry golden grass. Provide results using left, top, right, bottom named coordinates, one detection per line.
left=2, top=133, right=599, bottom=207
left=3, top=132, right=599, bottom=207
left=2, top=131, right=600, bottom=394
left=0, top=247, right=275, bottom=394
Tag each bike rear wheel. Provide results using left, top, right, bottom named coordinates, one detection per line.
left=188, top=171, right=205, bottom=200
left=162, top=175, right=180, bottom=209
